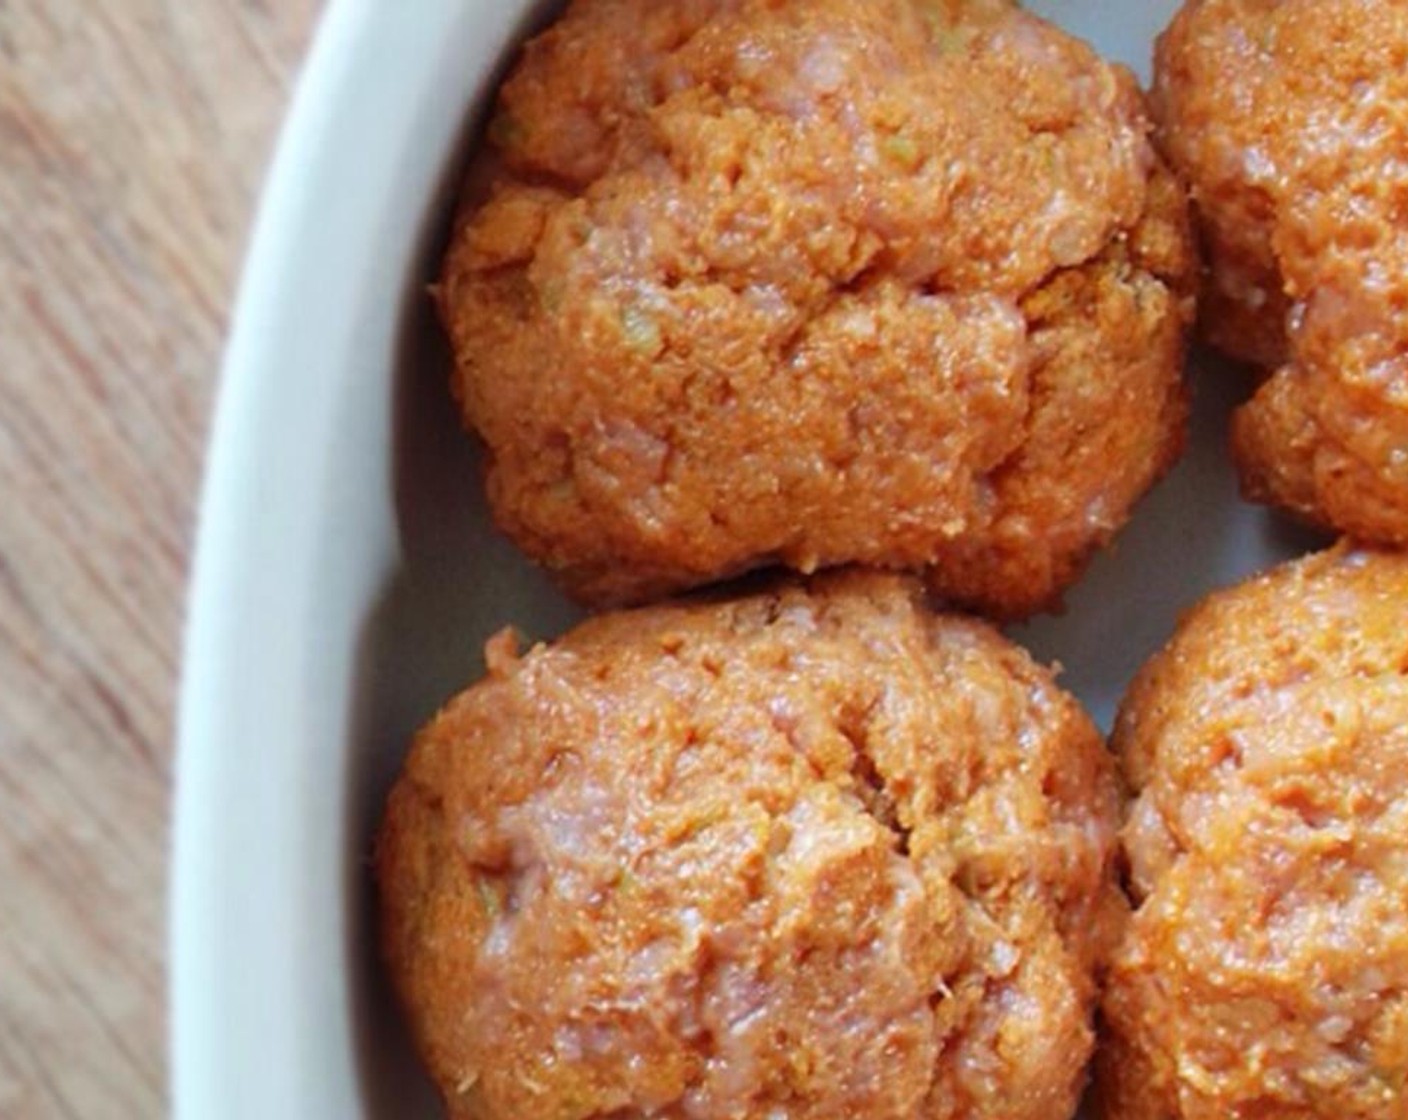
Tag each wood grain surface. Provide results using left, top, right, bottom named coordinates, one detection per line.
left=0, top=3, right=321, bottom=1115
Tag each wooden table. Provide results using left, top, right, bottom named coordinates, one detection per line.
left=0, top=3, right=321, bottom=1115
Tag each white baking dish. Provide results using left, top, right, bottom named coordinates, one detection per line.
left=171, top=1, right=1309, bottom=1115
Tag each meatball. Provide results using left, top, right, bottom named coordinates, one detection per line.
left=1154, top=0, right=1408, bottom=542
left=440, top=0, right=1196, bottom=618
left=377, top=572, right=1125, bottom=1120
left=1096, top=544, right=1408, bottom=1120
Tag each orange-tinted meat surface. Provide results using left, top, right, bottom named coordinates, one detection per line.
left=1154, top=0, right=1408, bottom=542
left=441, top=0, right=1195, bottom=618
left=1097, top=544, right=1408, bottom=1120
left=378, top=572, right=1125, bottom=1119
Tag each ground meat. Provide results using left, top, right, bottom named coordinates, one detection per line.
left=1153, top=0, right=1408, bottom=543
left=439, top=0, right=1195, bottom=618
left=1096, top=543, right=1408, bottom=1120
left=378, top=571, right=1126, bottom=1120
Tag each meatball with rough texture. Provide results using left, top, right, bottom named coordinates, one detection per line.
left=440, top=0, right=1196, bottom=618
left=1154, top=0, right=1408, bottom=543
left=378, top=571, right=1126, bottom=1120
left=1096, top=543, right=1408, bottom=1120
